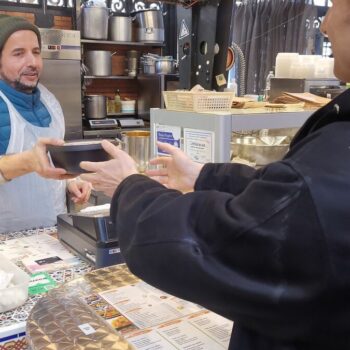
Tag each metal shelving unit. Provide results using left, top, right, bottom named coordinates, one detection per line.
left=150, top=108, right=314, bottom=162
left=84, top=75, right=136, bottom=80
left=107, top=112, right=135, bottom=117
left=81, top=39, right=164, bottom=47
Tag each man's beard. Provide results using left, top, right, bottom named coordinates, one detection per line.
left=0, top=69, right=39, bottom=93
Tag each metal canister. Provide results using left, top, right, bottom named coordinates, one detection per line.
left=109, top=15, right=132, bottom=42
left=84, top=95, right=107, bottom=119
left=82, top=6, right=109, bottom=40
left=126, top=50, right=138, bottom=77
left=85, top=50, right=112, bottom=76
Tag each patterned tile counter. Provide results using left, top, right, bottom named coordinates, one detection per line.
left=26, top=265, right=233, bottom=350
left=0, top=227, right=92, bottom=350
left=1, top=228, right=233, bottom=350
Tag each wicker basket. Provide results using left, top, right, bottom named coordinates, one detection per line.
left=163, top=91, right=235, bottom=112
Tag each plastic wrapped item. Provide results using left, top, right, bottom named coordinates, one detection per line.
left=0, top=254, right=30, bottom=312
left=121, top=100, right=136, bottom=113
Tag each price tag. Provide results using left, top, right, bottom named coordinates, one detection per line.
left=78, top=323, right=96, bottom=335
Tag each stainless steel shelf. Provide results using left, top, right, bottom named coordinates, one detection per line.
left=107, top=112, right=136, bottom=117
left=84, top=76, right=136, bottom=80
left=81, top=39, right=164, bottom=47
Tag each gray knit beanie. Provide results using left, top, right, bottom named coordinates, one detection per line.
left=0, top=15, right=41, bottom=52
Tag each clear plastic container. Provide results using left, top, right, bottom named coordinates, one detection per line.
left=121, top=100, right=136, bottom=113
left=275, top=53, right=299, bottom=78
left=0, top=254, right=30, bottom=312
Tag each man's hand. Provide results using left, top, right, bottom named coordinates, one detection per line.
left=80, top=140, right=138, bottom=197
left=145, top=142, right=204, bottom=193
left=0, top=138, right=75, bottom=181
left=67, top=179, right=92, bottom=204
left=27, top=138, right=73, bottom=180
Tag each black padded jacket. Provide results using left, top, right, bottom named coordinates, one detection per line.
left=110, top=89, right=350, bottom=350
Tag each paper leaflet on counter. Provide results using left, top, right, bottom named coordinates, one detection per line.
left=82, top=281, right=233, bottom=350
left=0, top=233, right=80, bottom=273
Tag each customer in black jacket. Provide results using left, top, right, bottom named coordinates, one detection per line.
left=80, top=2, right=350, bottom=349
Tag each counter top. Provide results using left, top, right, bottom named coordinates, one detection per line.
left=0, top=227, right=92, bottom=349
left=1, top=228, right=233, bottom=350
left=27, top=264, right=233, bottom=350
left=221, top=106, right=314, bottom=115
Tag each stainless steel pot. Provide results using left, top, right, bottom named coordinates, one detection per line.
left=155, top=58, right=175, bottom=74
left=82, top=6, right=109, bottom=40
left=109, top=15, right=132, bottom=42
left=84, top=95, right=106, bottom=119
left=85, top=50, right=113, bottom=76
left=132, top=9, right=164, bottom=42
left=231, top=137, right=289, bottom=166
left=141, top=54, right=158, bottom=74
left=143, top=63, right=156, bottom=74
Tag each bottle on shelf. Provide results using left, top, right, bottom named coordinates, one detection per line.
left=265, top=70, right=275, bottom=101
left=114, top=89, right=121, bottom=113
left=107, top=97, right=115, bottom=114
left=225, top=77, right=238, bottom=96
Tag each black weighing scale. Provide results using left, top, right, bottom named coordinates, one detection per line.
left=88, top=118, right=145, bottom=129
left=57, top=205, right=124, bottom=268
left=84, top=117, right=145, bottom=139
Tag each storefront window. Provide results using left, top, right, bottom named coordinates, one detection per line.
left=314, top=0, right=332, bottom=6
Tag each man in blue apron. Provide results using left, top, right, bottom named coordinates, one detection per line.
left=0, top=15, right=91, bottom=233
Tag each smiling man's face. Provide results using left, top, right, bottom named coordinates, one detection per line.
left=0, top=30, right=43, bottom=93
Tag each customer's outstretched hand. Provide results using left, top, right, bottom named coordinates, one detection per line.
left=146, top=142, right=203, bottom=193
left=80, top=140, right=138, bottom=197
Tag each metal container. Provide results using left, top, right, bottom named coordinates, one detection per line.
left=120, top=130, right=150, bottom=172
left=82, top=6, right=109, bottom=40
left=231, top=137, right=289, bottom=166
left=155, top=58, right=175, bottom=74
left=85, top=50, right=112, bottom=76
left=109, top=15, right=132, bottom=42
left=84, top=95, right=107, bottom=119
left=132, top=9, right=164, bottom=42
left=143, top=63, right=156, bottom=74
left=141, top=54, right=157, bottom=74
left=126, top=50, right=138, bottom=77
